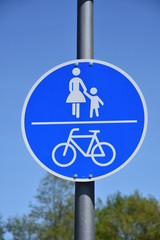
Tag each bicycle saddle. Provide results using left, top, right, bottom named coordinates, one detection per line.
left=89, top=130, right=100, bottom=133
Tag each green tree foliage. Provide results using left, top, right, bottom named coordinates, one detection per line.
left=7, top=215, right=37, bottom=240
left=29, top=174, right=74, bottom=240
left=5, top=174, right=160, bottom=240
left=95, top=191, right=160, bottom=240
left=7, top=174, right=74, bottom=240
left=0, top=216, right=5, bottom=240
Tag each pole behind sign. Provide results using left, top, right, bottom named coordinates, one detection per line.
left=75, top=1, right=95, bottom=240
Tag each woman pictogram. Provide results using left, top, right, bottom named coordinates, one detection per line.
left=66, top=68, right=87, bottom=118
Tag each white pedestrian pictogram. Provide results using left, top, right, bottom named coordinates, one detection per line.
left=66, top=68, right=104, bottom=118
left=66, top=68, right=87, bottom=118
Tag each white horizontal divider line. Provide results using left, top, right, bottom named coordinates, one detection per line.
left=31, top=120, right=138, bottom=125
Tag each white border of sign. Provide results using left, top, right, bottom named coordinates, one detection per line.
left=21, top=59, right=148, bottom=182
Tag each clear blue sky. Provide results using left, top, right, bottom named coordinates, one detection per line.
left=0, top=0, right=160, bottom=221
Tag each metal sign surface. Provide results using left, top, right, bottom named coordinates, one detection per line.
left=21, top=59, right=147, bottom=181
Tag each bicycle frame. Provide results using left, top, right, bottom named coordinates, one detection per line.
left=63, top=128, right=105, bottom=157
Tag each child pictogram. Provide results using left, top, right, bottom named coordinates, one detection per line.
left=84, top=87, right=104, bottom=118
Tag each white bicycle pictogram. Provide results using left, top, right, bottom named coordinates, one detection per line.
left=52, top=128, right=116, bottom=167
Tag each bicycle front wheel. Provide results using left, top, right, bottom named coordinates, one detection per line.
left=91, top=142, right=116, bottom=167
left=52, top=143, right=76, bottom=167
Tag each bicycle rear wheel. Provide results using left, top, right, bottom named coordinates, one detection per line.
left=91, top=142, right=116, bottom=167
left=52, top=143, right=76, bottom=167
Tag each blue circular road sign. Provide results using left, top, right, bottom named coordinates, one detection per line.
left=21, top=59, right=147, bottom=181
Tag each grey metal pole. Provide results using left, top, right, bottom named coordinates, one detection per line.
left=77, top=0, right=94, bottom=59
left=75, top=182, right=95, bottom=240
left=75, top=1, right=95, bottom=240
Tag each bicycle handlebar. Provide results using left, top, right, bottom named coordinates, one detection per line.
left=69, top=128, right=80, bottom=135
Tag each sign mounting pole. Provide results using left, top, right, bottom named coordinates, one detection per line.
left=75, top=1, right=95, bottom=240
